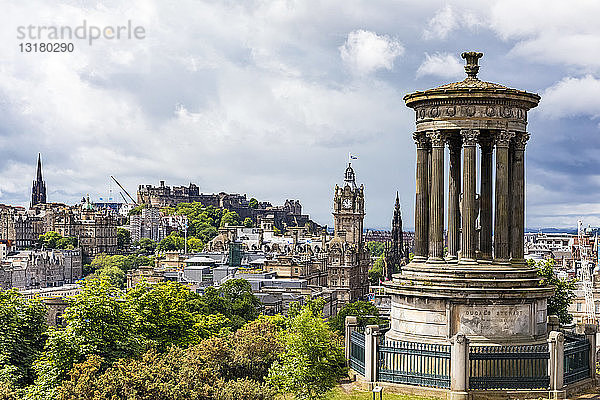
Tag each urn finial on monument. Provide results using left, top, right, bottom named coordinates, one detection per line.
left=461, top=51, right=483, bottom=79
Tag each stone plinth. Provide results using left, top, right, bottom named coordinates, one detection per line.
left=384, top=262, right=554, bottom=345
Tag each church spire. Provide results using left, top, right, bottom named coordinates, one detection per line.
left=31, top=153, right=47, bottom=208
left=36, top=153, right=43, bottom=181
left=385, top=192, right=404, bottom=279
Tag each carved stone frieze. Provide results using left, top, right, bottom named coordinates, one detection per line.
left=414, top=103, right=528, bottom=123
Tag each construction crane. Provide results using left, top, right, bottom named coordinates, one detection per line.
left=119, top=192, right=129, bottom=204
left=110, top=176, right=137, bottom=205
left=578, top=220, right=596, bottom=324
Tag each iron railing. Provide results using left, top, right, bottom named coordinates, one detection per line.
left=377, top=339, right=451, bottom=388
left=564, top=335, right=590, bottom=385
left=349, top=330, right=365, bottom=375
left=469, top=344, right=550, bottom=390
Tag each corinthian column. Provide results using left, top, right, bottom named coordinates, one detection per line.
left=479, top=136, right=493, bottom=260
left=413, top=132, right=430, bottom=263
left=427, top=130, right=445, bottom=263
left=447, top=135, right=462, bottom=261
left=460, top=129, right=478, bottom=264
left=511, top=132, right=529, bottom=264
left=494, top=130, right=514, bottom=263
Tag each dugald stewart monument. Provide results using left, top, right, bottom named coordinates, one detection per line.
left=384, top=51, right=554, bottom=346
left=345, top=51, right=597, bottom=400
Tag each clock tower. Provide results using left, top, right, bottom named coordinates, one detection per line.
left=333, top=163, right=365, bottom=245
left=329, top=162, right=369, bottom=305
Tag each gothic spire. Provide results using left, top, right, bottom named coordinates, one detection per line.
left=36, top=153, right=43, bottom=181
left=31, top=153, right=47, bottom=208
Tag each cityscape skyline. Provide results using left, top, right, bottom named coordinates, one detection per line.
left=2, top=1, right=600, bottom=230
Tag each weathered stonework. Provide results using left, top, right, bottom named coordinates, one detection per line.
left=384, top=51, right=553, bottom=346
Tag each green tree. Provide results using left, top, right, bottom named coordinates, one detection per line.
left=116, top=227, right=131, bottom=250
left=134, top=238, right=157, bottom=255
left=38, top=232, right=77, bottom=250
left=0, top=291, right=47, bottom=386
left=218, top=280, right=261, bottom=330
left=95, top=263, right=126, bottom=288
left=194, top=280, right=261, bottom=332
left=248, top=198, right=258, bottom=209
left=215, top=378, right=275, bottom=400
left=287, top=297, right=325, bottom=320
left=243, top=217, right=254, bottom=228
left=267, top=305, right=347, bottom=400
left=328, top=300, right=386, bottom=335
left=0, top=381, right=18, bottom=400
left=86, top=253, right=153, bottom=278
left=231, top=316, right=285, bottom=381
left=157, top=233, right=185, bottom=252
left=220, top=211, right=240, bottom=227
left=58, top=337, right=240, bottom=400
left=366, top=241, right=385, bottom=257
left=126, top=281, right=229, bottom=351
left=368, top=256, right=384, bottom=285
left=187, top=237, right=204, bottom=252
left=32, top=278, right=143, bottom=395
left=536, top=259, right=576, bottom=324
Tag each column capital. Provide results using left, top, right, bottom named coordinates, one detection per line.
left=495, top=130, right=514, bottom=147
left=513, top=132, right=530, bottom=151
left=460, top=129, right=479, bottom=146
left=413, top=131, right=430, bottom=149
left=426, top=130, right=445, bottom=147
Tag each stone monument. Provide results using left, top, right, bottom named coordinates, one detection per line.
left=384, top=52, right=554, bottom=345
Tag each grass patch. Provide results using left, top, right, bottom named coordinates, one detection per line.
left=329, top=387, right=437, bottom=400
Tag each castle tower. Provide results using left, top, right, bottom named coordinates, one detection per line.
left=31, top=153, right=47, bottom=207
left=333, top=163, right=365, bottom=245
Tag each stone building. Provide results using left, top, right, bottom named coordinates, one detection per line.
left=0, top=201, right=119, bottom=259
left=0, top=248, right=82, bottom=290
left=137, top=180, right=313, bottom=232
left=328, top=163, right=370, bottom=305
left=79, top=197, right=118, bottom=258
left=0, top=205, right=47, bottom=249
left=0, top=157, right=118, bottom=259
left=128, top=207, right=167, bottom=243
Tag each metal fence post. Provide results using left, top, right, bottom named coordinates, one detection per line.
left=345, top=316, right=358, bottom=363
left=548, top=331, right=565, bottom=399
left=364, top=324, right=380, bottom=387
left=450, top=332, right=469, bottom=400
left=584, top=324, right=597, bottom=381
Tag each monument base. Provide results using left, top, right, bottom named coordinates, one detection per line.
left=383, top=260, right=554, bottom=345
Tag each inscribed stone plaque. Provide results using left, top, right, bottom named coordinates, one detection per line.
left=456, top=304, right=530, bottom=337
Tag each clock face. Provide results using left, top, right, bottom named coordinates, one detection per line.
left=342, top=198, right=352, bottom=209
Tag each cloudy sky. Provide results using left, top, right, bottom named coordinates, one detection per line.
left=1, top=0, right=599, bottom=230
